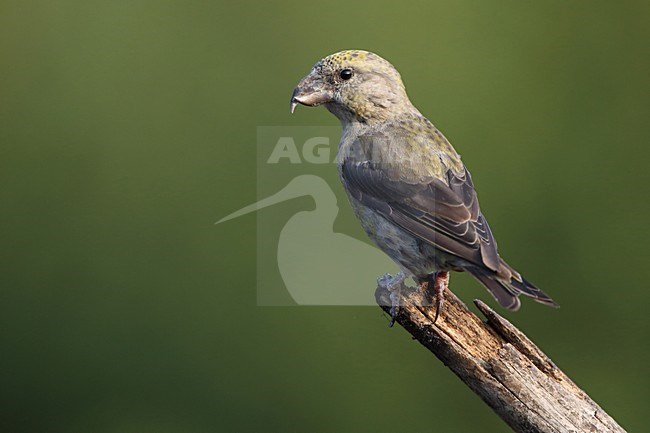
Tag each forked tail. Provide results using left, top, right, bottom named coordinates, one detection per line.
left=467, top=259, right=559, bottom=311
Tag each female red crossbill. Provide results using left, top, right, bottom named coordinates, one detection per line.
left=291, top=50, right=558, bottom=323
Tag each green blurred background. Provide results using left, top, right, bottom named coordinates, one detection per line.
left=1, top=1, right=648, bottom=432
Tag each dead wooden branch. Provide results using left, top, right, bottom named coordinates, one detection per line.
left=375, top=285, right=626, bottom=433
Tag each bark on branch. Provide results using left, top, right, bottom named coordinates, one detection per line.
left=375, top=285, right=625, bottom=433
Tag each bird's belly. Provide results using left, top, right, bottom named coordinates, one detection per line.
left=348, top=196, right=446, bottom=278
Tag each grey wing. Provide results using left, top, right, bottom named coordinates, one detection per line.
left=341, top=160, right=500, bottom=273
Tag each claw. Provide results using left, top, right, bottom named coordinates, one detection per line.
left=432, top=271, right=449, bottom=324
left=419, top=272, right=449, bottom=324
left=377, top=272, right=406, bottom=327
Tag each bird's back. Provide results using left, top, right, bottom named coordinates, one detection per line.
left=338, top=114, right=464, bottom=183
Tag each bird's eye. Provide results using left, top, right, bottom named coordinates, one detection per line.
left=339, top=69, right=353, bottom=80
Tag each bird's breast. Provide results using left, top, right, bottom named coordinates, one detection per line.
left=343, top=192, right=443, bottom=277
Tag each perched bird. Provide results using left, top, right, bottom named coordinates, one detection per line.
left=290, top=50, right=558, bottom=323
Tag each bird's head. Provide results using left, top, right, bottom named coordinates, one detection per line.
left=291, top=50, right=412, bottom=123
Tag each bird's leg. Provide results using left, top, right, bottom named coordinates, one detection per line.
left=377, top=272, right=406, bottom=327
left=420, top=271, right=449, bottom=323
left=432, top=271, right=449, bottom=323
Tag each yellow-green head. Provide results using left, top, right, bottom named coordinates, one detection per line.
left=291, top=50, right=413, bottom=123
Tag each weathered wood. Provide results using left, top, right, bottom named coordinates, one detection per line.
left=375, top=285, right=626, bottom=433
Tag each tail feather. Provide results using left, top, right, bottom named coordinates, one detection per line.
left=468, top=269, right=522, bottom=310
left=509, top=275, right=559, bottom=308
left=467, top=261, right=559, bottom=310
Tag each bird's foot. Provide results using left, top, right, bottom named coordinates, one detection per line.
left=377, top=272, right=406, bottom=327
left=421, top=272, right=449, bottom=324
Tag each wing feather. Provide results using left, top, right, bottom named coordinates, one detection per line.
left=341, top=160, right=500, bottom=272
